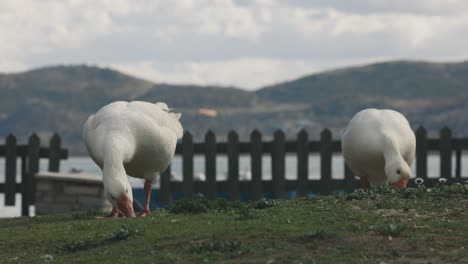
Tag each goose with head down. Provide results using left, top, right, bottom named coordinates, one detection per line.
left=83, top=101, right=183, bottom=217
left=341, top=108, right=415, bottom=191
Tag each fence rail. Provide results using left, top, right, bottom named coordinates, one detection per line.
left=0, top=133, right=68, bottom=216
left=158, top=126, right=467, bottom=204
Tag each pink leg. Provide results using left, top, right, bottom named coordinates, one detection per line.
left=139, top=180, right=152, bottom=216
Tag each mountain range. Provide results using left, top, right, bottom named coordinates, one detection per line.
left=1, top=60, right=468, bottom=154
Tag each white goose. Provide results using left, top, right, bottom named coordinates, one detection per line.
left=83, top=101, right=183, bottom=217
left=341, top=108, right=415, bottom=191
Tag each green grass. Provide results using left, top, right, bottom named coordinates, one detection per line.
left=1, top=184, right=468, bottom=263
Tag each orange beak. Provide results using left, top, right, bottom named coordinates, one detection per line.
left=117, top=195, right=135, bottom=217
left=392, top=178, right=408, bottom=189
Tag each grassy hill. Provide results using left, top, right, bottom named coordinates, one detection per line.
left=257, top=60, right=468, bottom=102
left=1, top=60, right=468, bottom=154
left=0, top=65, right=154, bottom=112
left=1, top=185, right=467, bottom=263
left=0, top=65, right=271, bottom=152
left=257, top=60, right=468, bottom=137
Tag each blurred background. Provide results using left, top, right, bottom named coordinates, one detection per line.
left=2, top=0, right=468, bottom=153
left=2, top=0, right=468, bottom=216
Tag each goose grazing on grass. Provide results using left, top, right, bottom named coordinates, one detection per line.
left=342, top=108, right=415, bottom=191
left=83, top=101, right=183, bottom=217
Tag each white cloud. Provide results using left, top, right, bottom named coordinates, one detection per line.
left=283, top=0, right=468, bottom=15
left=0, top=0, right=115, bottom=56
left=164, top=0, right=272, bottom=42
left=0, top=59, right=28, bottom=73
left=364, top=0, right=468, bottom=15
left=1, top=0, right=468, bottom=88
left=283, top=7, right=468, bottom=48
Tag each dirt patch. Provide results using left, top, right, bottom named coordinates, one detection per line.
left=349, top=234, right=468, bottom=263
left=375, top=208, right=416, bottom=218
left=288, top=232, right=468, bottom=264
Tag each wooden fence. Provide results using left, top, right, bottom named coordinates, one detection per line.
left=1, top=127, right=465, bottom=212
left=157, top=126, right=467, bottom=204
left=0, top=134, right=68, bottom=216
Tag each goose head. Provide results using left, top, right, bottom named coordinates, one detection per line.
left=104, top=178, right=135, bottom=217
left=385, top=159, right=410, bottom=189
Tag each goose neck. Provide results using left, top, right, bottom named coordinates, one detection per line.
left=102, top=138, right=128, bottom=181
left=383, top=134, right=402, bottom=163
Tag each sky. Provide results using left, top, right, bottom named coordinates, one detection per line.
left=1, top=0, right=468, bottom=90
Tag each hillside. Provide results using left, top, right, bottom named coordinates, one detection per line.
left=257, top=60, right=468, bottom=136
left=0, top=65, right=271, bottom=153
left=257, top=60, right=468, bottom=102
left=1, top=60, right=468, bottom=154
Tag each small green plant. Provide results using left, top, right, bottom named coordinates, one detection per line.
left=167, top=196, right=210, bottom=214
left=375, top=223, right=406, bottom=236
left=58, top=239, right=97, bottom=253
left=252, top=198, right=277, bottom=209
left=234, top=206, right=257, bottom=221
left=71, top=211, right=100, bottom=219
left=431, top=183, right=468, bottom=197
left=110, top=226, right=143, bottom=240
left=301, top=229, right=333, bottom=240
left=57, top=226, right=142, bottom=253
left=345, top=188, right=381, bottom=200
left=345, top=182, right=468, bottom=201
left=167, top=195, right=247, bottom=214
left=348, top=223, right=367, bottom=233
left=108, top=227, right=130, bottom=241
left=191, top=239, right=250, bottom=257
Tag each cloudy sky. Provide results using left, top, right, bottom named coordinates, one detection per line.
left=1, top=0, right=468, bottom=90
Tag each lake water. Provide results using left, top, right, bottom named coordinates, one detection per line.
left=0, top=154, right=465, bottom=217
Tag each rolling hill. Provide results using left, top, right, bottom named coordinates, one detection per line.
left=1, top=60, right=468, bottom=154
left=257, top=60, right=468, bottom=102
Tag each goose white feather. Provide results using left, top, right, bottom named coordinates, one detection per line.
left=83, top=101, right=183, bottom=217
left=341, top=108, right=415, bottom=189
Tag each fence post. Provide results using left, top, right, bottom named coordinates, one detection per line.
left=182, top=132, right=194, bottom=199
left=440, top=127, right=452, bottom=179
left=455, top=148, right=461, bottom=179
left=205, top=131, right=217, bottom=200
left=250, top=130, right=262, bottom=200
left=344, top=163, right=356, bottom=193
left=5, top=134, right=17, bottom=206
left=297, top=129, right=309, bottom=197
left=160, top=166, right=172, bottom=205
left=23, top=134, right=40, bottom=216
left=227, top=131, right=239, bottom=201
left=48, top=133, right=61, bottom=172
left=415, top=127, right=428, bottom=180
left=272, top=130, right=285, bottom=199
left=320, top=129, right=332, bottom=195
